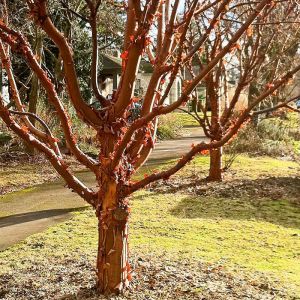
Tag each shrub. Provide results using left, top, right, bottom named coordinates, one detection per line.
left=225, top=113, right=299, bottom=157
left=157, top=114, right=183, bottom=140
left=0, top=131, right=12, bottom=146
left=0, top=123, right=24, bottom=154
left=37, top=101, right=97, bottom=155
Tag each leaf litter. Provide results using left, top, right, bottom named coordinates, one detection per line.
left=0, top=252, right=291, bottom=300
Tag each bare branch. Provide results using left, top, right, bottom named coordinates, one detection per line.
left=0, top=94, right=97, bottom=206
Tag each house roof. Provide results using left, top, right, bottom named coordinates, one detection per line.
left=100, top=54, right=122, bottom=74
left=100, top=53, right=154, bottom=74
left=100, top=51, right=205, bottom=75
left=140, top=60, right=153, bottom=73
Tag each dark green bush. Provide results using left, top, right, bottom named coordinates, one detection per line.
left=0, top=132, right=12, bottom=146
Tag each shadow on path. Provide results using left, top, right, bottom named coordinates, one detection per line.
left=0, top=126, right=206, bottom=249
left=0, top=207, right=86, bottom=228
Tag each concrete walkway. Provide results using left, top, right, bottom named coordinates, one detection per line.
left=149, top=127, right=206, bottom=164
left=0, top=127, right=205, bottom=250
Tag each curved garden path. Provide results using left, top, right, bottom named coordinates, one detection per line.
left=0, top=127, right=205, bottom=250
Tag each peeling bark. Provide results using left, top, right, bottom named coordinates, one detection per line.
left=96, top=191, right=130, bottom=293
left=208, top=147, right=223, bottom=181
left=0, top=0, right=297, bottom=295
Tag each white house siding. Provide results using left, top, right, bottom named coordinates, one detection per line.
left=290, top=73, right=300, bottom=100
left=99, top=76, right=114, bottom=98
left=136, top=73, right=152, bottom=99
left=136, top=73, right=182, bottom=105
left=0, top=70, right=9, bottom=105
left=168, top=76, right=182, bottom=104
left=220, top=83, right=249, bottom=111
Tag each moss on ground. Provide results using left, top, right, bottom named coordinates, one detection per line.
left=0, top=155, right=299, bottom=297
left=131, top=192, right=300, bottom=290
left=0, top=163, right=53, bottom=190
left=136, top=154, right=299, bottom=182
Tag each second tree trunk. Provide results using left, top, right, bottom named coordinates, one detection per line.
left=208, top=147, right=223, bottom=181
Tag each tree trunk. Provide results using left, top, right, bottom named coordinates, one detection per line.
left=206, top=72, right=222, bottom=182
left=26, top=29, right=43, bottom=155
left=96, top=180, right=130, bottom=294
left=248, top=82, right=260, bottom=127
left=0, top=67, right=2, bottom=97
left=208, top=146, right=223, bottom=181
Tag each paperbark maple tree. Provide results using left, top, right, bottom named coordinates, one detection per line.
left=181, top=0, right=300, bottom=181
left=0, top=0, right=300, bottom=294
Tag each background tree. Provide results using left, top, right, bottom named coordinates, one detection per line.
left=1, top=0, right=300, bottom=294
left=181, top=0, right=300, bottom=181
left=1, top=0, right=123, bottom=154
left=245, top=1, right=300, bottom=125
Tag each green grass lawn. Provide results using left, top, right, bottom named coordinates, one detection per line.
left=131, top=192, right=300, bottom=289
left=172, top=111, right=212, bottom=128
left=172, top=111, right=200, bottom=127
left=0, top=155, right=299, bottom=297
left=0, top=156, right=85, bottom=195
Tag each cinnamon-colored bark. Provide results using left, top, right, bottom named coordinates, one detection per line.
left=96, top=179, right=130, bottom=293
left=208, top=147, right=223, bottom=181
left=1, top=0, right=299, bottom=295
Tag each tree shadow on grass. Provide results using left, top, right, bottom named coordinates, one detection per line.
left=0, top=207, right=87, bottom=228
left=168, top=177, right=300, bottom=229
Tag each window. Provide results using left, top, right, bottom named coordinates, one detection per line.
left=136, top=79, right=141, bottom=90
left=177, top=81, right=181, bottom=97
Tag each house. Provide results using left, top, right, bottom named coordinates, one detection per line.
left=182, top=58, right=248, bottom=112
left=0, top=69, right=10, bottom=105
left=99, top=53, right=182, bottom=105
left=99, top=52, right=247, bottom=112
left=291, top=72, right=300, bottom=103
left=98, top=54, right=121, bottom=98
